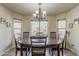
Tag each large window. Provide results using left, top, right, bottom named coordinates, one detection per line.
left=31, top=20, right=48, bottom=36
left=13, top=19, right=22, bottom=38
left=57, top=19, right=66, bottom=38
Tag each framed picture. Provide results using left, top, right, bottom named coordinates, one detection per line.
left=6, top=22, right=11, bottom=27
left=69, top=23, right=73, bottom=28
left=74, top=18, right=79, bottom=24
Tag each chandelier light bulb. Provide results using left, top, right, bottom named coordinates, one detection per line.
left=43, top=11, right=46, bottom=15
left=33, top=13, right=36, bottom=17
left=75, top=21, right=78, bottom=24
left=36, top=10, right=39, bottom=14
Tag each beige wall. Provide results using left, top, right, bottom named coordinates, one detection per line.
left=22, top=16, right=56, bottom=33
left=56, top=12, right=67, bottom=20
left=48, top=16, right=56, bottom=32
left=56, top=5, right=79, bottom=55
left=23, top=16, right=32, bottom=32
left=0, top=5, right=13, bottom=55
left=66, top=5, right=79, bottom=55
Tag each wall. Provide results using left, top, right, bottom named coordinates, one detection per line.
left=0, top=5, right=12, bottom=55
left=22, top=16, right=56, bottom=33
left=48, top=16, right=56, bottom=32
left=56, top=5, right=79, bottom=55
left=56, top=12, right=67, bottom=20
left=23, top=16, right=32, bottom=32
left=66, top=5, right=79, bottom=55
left=0, top=5, right=24, bottom=55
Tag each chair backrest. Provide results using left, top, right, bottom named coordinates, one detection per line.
left=30, top=37, right=47, bottom=56
left=14, top=34, right=21, bottom=49
left=30, top=37, right=47, bottom=47
left=23, top=32, right=29, bottom=39
left=31, top=39, right=46, bottom=45
left=13, top=34, right=17, bottom=49
left=50, top=32, right=56, bottom=39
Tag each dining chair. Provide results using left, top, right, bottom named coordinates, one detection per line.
left=14, top=35, right=27, bottom=56
left=23, top=32, right=29, bottom=39
left=23, top=32, right=30, bottom=55
left=50, top=32, right=56, bottom=39
left=30, top=37, right=47, bottom=56
left=49, top=32, right=56, bottom=54
left=51, top=34, right=66, bottom=56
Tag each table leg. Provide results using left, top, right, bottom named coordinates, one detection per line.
left=20, top=44, right=23, bottom=56
left=57, top=44, right=60, bottom=56
left=62, top=41, right=64, bottom=56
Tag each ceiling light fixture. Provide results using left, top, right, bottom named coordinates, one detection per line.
left=32, top=3, right=47, bottom=21
left=32, top=3, right=47, bottom=36
left=0, top=17, right=6, bottom=24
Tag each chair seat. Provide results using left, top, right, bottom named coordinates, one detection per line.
left=32, top=47, right=45, bottom=56
left=32, top=51, right=44, bottom=53
left=32, top=49, right=45, bottom=56
left=32, top=48, right=44, bottom=52
left=32, top=52, right=45, bottom=56
left=16, top=44, right=27, bottom=51
left=17, top=43, right=27, bottom=49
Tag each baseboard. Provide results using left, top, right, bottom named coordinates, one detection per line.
left=0, top=47, right=12, bottom=56
left=67, top=47, right=78, bottom=56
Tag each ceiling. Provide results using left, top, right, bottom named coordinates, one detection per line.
left=1, top=3, right=79, bottom=16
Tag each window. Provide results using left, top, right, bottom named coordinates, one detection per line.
left=13, top=19, right=22, bottom=38
left=31, top=20, right=48, bottom=36
left=57, top=20, right=66, bottom=38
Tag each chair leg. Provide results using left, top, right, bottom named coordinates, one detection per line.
left=51, top=49, right=53, bottom=56
left=62, top=49, right=63, bottom=56
left=31, top=48, right=32, bottom=56
left=49, top=48, right=51, bottom=54
left=57, top=44, right=60, bottom=56
left=28, top=48, right=31, bottom=55
left=25, top=48, right=27, bottom=56
left=15, top=49, right=17, bottom=56
left=62, top=42, right=64, bottom=56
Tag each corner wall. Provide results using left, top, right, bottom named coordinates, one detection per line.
left=0, top=5, right=24, bottom=55
left=56, top=5, right=79, bottom=55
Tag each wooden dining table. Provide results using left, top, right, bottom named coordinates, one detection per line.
left=18, top=36, right=62, bottom=56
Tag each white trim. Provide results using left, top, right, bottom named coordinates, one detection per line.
left=67, top=47, right=78, bottom=56
left=0, top=47, right=12, bottom=56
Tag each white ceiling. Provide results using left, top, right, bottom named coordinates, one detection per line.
left=1, top=3, right=79, bottom=16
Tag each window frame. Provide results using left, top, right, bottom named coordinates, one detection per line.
left=31, top=20, right=48, bottom=36
left=13, top=18, right=23, bottom=38
left=57, top=19, right=67, bottom=36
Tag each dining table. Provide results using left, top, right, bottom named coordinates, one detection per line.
left=18, top=36, right=63, bottom=56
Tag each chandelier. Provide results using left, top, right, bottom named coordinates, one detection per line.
left=32, top=3, right=47, bottom=36
left=32, top=3, right=47, bottom=21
